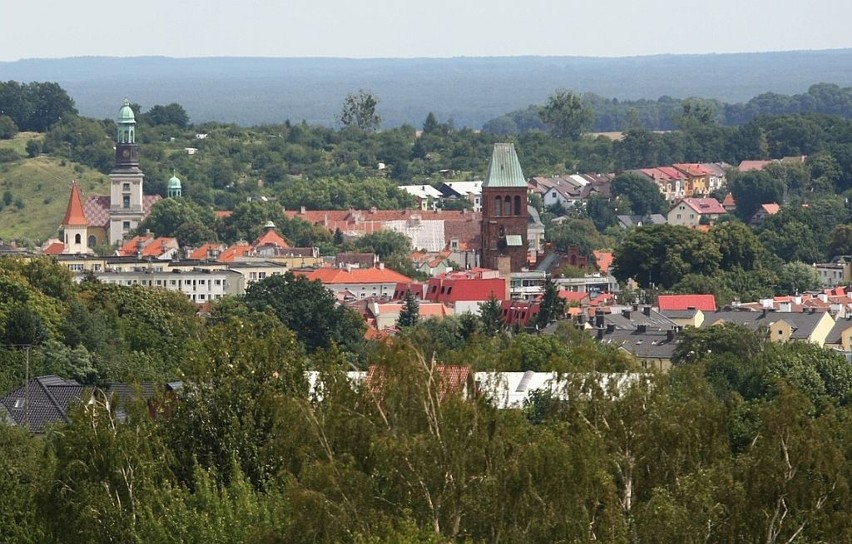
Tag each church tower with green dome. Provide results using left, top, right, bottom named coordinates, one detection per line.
left=108, top=99, right=147, bottom=245
left=167, top=171, right=182, bottom=198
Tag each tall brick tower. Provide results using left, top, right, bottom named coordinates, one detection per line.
left=480, top=143, right=528, bottom=272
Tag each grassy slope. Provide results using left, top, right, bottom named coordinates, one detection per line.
left=0, top=133, right=110, bottom=243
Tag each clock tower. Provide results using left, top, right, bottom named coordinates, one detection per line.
left=108, top=99, right=146, bottom=245
left=480, top=143, right=529, bottom=273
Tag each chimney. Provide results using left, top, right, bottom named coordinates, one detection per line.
left=638, top=324, right=647, bottom=333
left=595, top=309, right=605, bottom=329
left=300, top=205, right=306, bottom=214
left=762, top=308, right=768, bottom=318
left=606, top=323, right=615, bottom=333
left=622, top=309, right=631, bottom=320
left=596, top=327, right=604, bottom=340
left=378, top=262, right=385, bottom=270
left=666, top=329, right=675, bottom=341
left=643, top=306, right=651, bottom=316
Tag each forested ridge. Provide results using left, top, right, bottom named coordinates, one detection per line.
left=0, top=257, right=850, bottom=542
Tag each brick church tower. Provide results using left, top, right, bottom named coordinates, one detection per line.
left=480, top=143, right=528, bottom=272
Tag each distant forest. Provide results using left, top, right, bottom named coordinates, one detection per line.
left=2, top=50, right=852, bottom=127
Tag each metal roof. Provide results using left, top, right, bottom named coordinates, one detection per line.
left=483, top=143, right=527, bottom=188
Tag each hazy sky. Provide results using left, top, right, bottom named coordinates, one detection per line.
left=3, top=1, right=851, bottom=61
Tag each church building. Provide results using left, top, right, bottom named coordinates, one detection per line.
left=480, top=143, right=529, bottom=273
left=60, top=100, right=161, bottom=254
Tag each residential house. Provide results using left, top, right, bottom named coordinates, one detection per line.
left=437, top=181, right=483, bottom=211
left=750, top=203, right=780, bottom=226
left=616, top=214, right=667, bottom=229
left=419, top=268, right=507, bottom=314
left=296, top=265, right=412, bottom=301
left=667, top=197, right=726, bottom=228
left=814, top=256, right=852, bottom=288
left=116, top=234, right=180, bottom=260
left=701, top=309, right=835, bottom=346
left=399, top=184, right=443, bottom=211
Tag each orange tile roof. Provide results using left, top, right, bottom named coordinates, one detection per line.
left=189, top=243, right=226, bottom=260
left=308, top=266, right=403, bottom=284
left=253, top=229, right=290, bottom=249
left=62, top=181, right=88, bottom=227
left=592, top=250, right=613, bottom=274
left=214, top=210, right=233, bottom=219
left=218, top=243, right=253, bottom=262
left=297, top=266, right=412, bottom=285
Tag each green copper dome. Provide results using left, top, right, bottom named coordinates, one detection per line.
left=117, top=99, right=136, bottom=124
left=167, top=174, right=182, bottom=189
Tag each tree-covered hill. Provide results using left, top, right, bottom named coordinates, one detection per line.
left=3, top=50, right=852, bottom=127
left=0, top=133, right=109, bottom=242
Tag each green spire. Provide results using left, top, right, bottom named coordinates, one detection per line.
left=116, top=99, right=136, bottom=144
left=483, top=143, right=526, bottom=188
left=167, top=169, right=182, bottom=198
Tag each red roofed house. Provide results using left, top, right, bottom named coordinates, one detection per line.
left=667, top=197, right=726, bottom=228
left=738, top=160, right=773, bottom=172
left=592, top=249, right=613, bottom=275
left=296, top=265, right=412, bottom=300
left=657, top=294, right=717, bottom=312
left=117, top=234, right=179, bottom=259
left=420, top=268, right=507, bottom=314
left=750, top=203, right=781, bottom=226
left=252, top=221, right=291, bottom=256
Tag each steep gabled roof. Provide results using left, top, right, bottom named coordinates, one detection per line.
left=674, top=197, right=726, bottom=215
left=253, top=229, right=290, bottom=249
left=0, top=376, right=90, bottom=433
left=483, top=143, right=526, bottom=188
left=63, top=181, right=89, bottom=227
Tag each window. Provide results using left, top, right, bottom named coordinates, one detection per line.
left=74, top=233, right=81, bottom=244
left=123, top=195, right=130, bottom=209
left=215, top=279, right=222, bottom=286
left=514, top=195, right=521, bottom=216
left=123, top=183, right=130, bottom=192
left=494, top=196, right=502, bottom=216
left=123, top=221, right=131, bottom=232
left=88, top=235, right=96, bottom=247
left=258, top=272, right=266, bottom=279
left=70, top=264, right=83, bottom=272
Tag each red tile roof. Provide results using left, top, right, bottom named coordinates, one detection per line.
left=657, top=294, right=717, bottom=312
left=253, top=228, right=290, bottom=249
left=297, top=266, right=412, bottom=285
left=592, top=250, right=613, bottom=275
left=62, top=181, right=88, bottom=227
left=758, top=203, right=781, bottom=215
left=188, top=243, right=227, bottom=260
left=43, top=241, right=65, bottom=255
left=218, top=243, right=253, bottom=262
left=558, top=291, right=590, bottom=304
left=722, top=192, right=736, bottom=207
left=424, top=276, right=506, bottom=303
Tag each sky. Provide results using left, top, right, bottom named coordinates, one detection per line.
left=2, top=0, right=851, bottom=62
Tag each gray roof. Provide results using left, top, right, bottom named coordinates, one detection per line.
left=617, top=214, right=667, bottom=229
left=0, top=376, right=89, bottom=433
left=823, top=318, right=852, bottom=345
left=593, top=328, right=678, bottom=360
left=701, top=310, right=829, bottom=339
left=603, top=308, right=677, bottom=331
left=483, top=143, right=527, bottom=188
left=661, top=309, right=700, bottom=319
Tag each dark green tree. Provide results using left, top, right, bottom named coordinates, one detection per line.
left=611, top=172, right=668, bottom=216
left=243, top=272, right=365, bottom=353
left=397, top=289, right=420, bottom=329
left=143, top=103, right=190, bottom=128
left=539, top=89, right=593, bottom=140
left=0, top=115, right=17, bottom=139
left=534, top=278, right=564, bottom=329
left=478, top=294, right=504, bottom=336
left=339, top=89, right=382, bottom=131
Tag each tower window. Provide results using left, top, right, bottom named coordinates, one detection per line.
left=495, top=196, right=502, bottom=216
left=88, top=235, right=96, bottom=247
left=123, top=195, right=130, bottom=209
left=504, top=196, right=511, bottom=215
left=123, top=221, right=131, bottom=232
left=514, top=195, right=521, bottom=216
left=74, top=233, right=81, bottom=244
left=123, top=183, right=130, bottom=192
